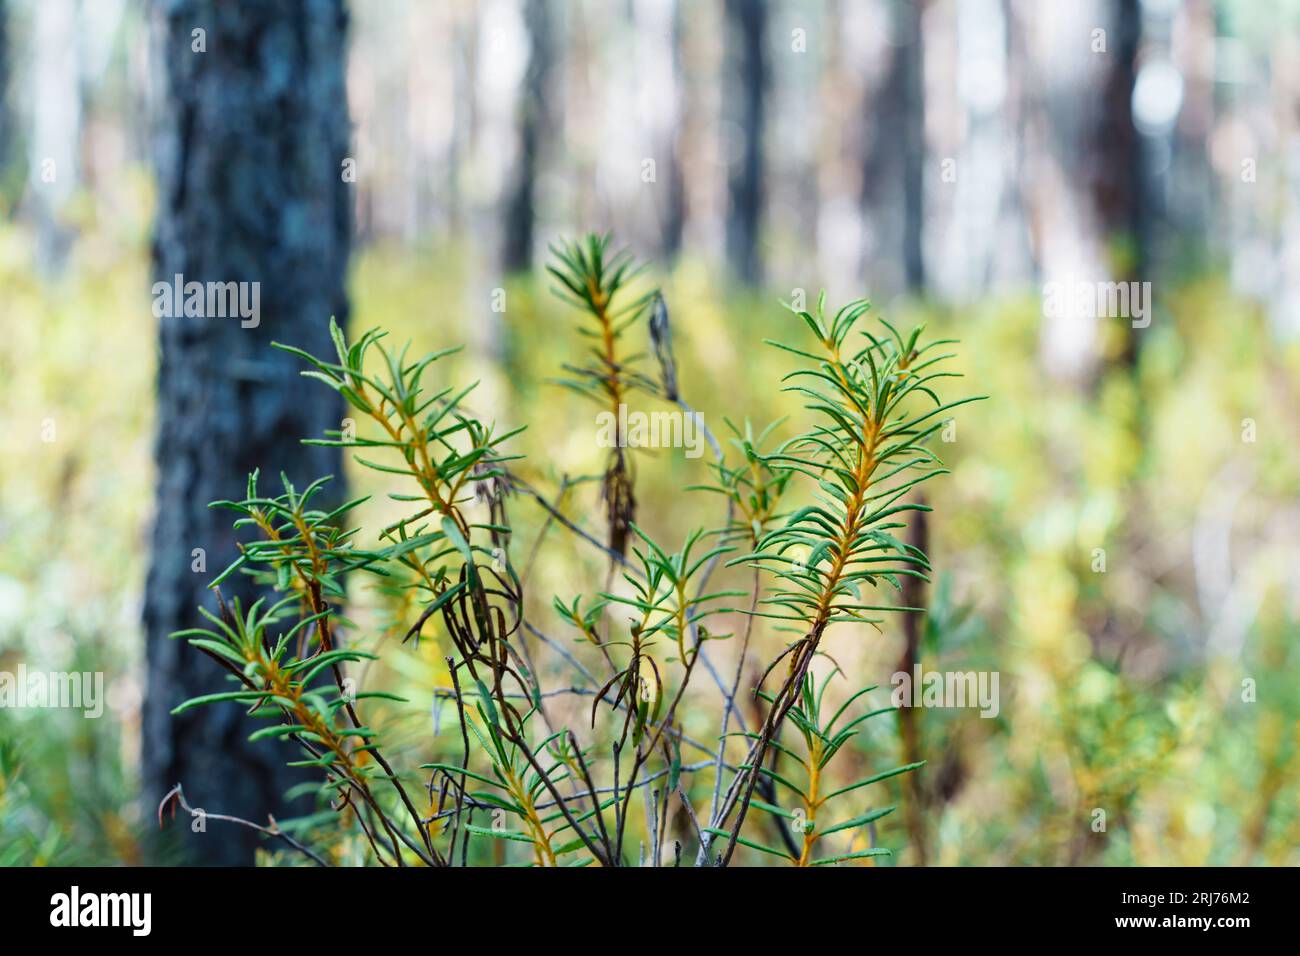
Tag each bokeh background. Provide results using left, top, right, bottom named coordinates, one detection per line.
left=1, top=0, right=1297, bottom=865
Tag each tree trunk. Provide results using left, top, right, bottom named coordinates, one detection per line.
left=143, top=0, right=352, bottom=865
left=0, top=0, right=11, bottom=210
left=1090, top=0, right=1146, bottom=367
left=502, top=0, right=553, bottom=273
left=1023, top=0, right=1145, bottom=381
left=862, top=0, right=926, bottom=295
left=25, top=0, right=81, bottom=273
left=724, top=0, right=766, bottom=285
left=661, top=0, right=687, bottom=262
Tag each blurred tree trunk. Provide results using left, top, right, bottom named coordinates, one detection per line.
left=1088, top=0, right=1145, bottom=266
left=862, top=0, right=926, bottom=295
left=724, top=0, right=766, bottom=285
left=143, top=0, right=352, bottom=865
left=26, top=0, right=80, bottom=273
left=502, top=0, right=553, bottom=273
left=1167, top=0, right=1215, bottom=268
left=447, top=12, right=475, bottom=239
left=0, top=0, right=9, bottom=201
left=1090, top=0, right=1146, bottom=366
left=1023, top=0, right=1145, bottom=380
left=661, top=0, right=687, bottom=262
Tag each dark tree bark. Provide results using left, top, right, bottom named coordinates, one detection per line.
left=1026, top=0, right=1147, bottom=378
left=143, top=0, right=352, bottom=865
left=660, top=0, right=687, bottom=262
left=0, top=0, right=7, bottom=147
left=1088, top=0, right=1145, bottom=273
left=1090, top=0, right=1147, bottom=366
left=724, top=0, right=767, bottom=285
left=502, top=0, right=554, bottom=273
left=0, top=0, right=10, bottom=205
left=862, top=0, right=926, bottom=295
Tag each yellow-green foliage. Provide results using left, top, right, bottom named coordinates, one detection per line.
left=2, top=215, right=1297, bottom=864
